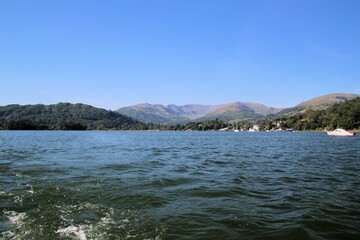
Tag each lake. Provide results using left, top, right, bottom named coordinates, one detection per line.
left=1, top=131, right=359, bottom=239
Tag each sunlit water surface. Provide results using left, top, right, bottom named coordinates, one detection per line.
left=1, top=131, right=359, bottom=239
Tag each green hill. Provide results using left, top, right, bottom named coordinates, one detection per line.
left=197, top=102, right=281, bottom=122
left=272, top=97, right=360, bottom=130
left=0, top=103, right=142, bottom=130
left=297, top=93, right=359, bottom=108
left=269, top=93, right=360, bottom=119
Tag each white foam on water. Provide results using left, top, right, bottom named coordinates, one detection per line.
left=15, top=172, right=26, bottom=178
left=55, top=203, right=104, bottom=239
left=52, top=204, right=164, bottom=239
left=121, top=218, right=130, bottom=224
left=78, top=202, right=99, bottom=211
left=5, top=210, right=26, bottom=226
left=14, top=195, right=23, bottom=205
left=56, top=226, right=88, bottom=240
left=100, top=215, right=115, bottom=225
left=26, top=184, right=34, bottom=194
left=1, top=211, right=28, bottom=239
left=27, top=189, right=34, bottom=194
left=1, top=230, right=16, bottom=239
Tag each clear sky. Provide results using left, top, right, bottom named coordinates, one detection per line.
left=1, top=0, right=359, bottom=110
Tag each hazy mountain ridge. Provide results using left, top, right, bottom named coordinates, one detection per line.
left=116, top=103, right=190, bottom=124
left=116, top=101, right=283, bottom=124
left=116, top=93, right=359, bottom=124
left=166, top=104, right=220, bottom=120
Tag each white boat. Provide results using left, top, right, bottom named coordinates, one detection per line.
left=327, top=128, right=356, bottom=136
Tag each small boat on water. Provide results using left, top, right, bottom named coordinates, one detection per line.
left=327, top=128, right=356, bottom=136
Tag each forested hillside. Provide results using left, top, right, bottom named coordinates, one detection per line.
left=271, top=97, right=360, bottom=130
left=0, top=103, right=143, bottom=130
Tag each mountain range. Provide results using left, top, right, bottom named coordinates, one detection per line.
left=116, top=93, right=360, bottom=124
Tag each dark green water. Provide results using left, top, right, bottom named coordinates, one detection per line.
left=1, top=131, right=359, bottom=239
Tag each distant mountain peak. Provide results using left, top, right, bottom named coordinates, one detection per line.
left=116, top=101, right=282, bottom=124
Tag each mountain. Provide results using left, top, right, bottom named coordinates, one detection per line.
left=297, top=93, right=360, bottom=108
left=166, top=104, right=219, bottom=120
left=116, top=102, right=282, bottom=124
left=2, top=93, right=354, bottom=130
left=197, top=102, right=281, bottom=122
left=0, top=103, right=142, bottom=130
left=115, top=103, right=190, bottom=124
left=116, top=93, right=360, bottom=124
left=272, top=93, right=360, bottom=118
left=273, top=96, right=360, bottom=130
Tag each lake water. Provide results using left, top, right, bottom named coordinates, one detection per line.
left=0, top=131, right=359, bottom=239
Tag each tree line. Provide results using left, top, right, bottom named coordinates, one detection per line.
left=1, top=98, right=359, bottom=131
left=257, top=97, right=360, bottom=131
left=0, top=103, right=144, bottom=130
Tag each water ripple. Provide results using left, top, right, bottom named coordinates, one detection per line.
left=0, top=131, right=359, bottom=239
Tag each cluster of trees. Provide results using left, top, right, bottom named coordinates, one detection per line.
left=153, top=119, right=227, bottom=131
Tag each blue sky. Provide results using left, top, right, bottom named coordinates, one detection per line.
left=1, top=0, right=359, bottom=109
